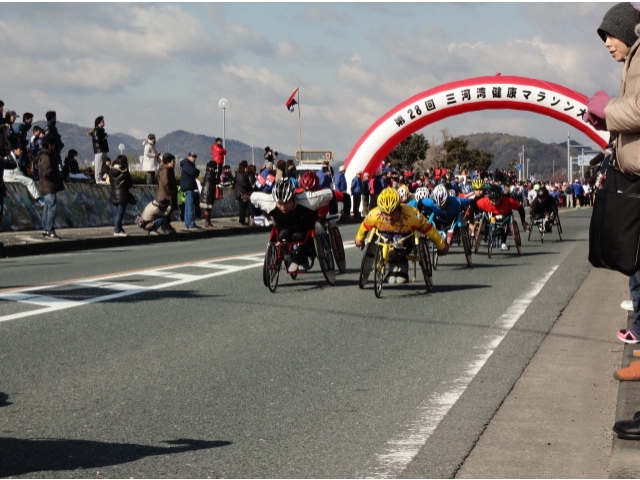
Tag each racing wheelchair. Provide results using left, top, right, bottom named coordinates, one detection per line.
left=262, top=224, right=336, bottom=293
left=428, top=212, right=473, bottom=269
left=358, top=228, right=433, bottom=298
left=473, top=212, right=522, bottom=258
left=527, top=212, right=562, bottom=243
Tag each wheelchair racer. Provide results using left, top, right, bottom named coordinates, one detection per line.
left=251, top=178, right=335, bottom=273
left=470, top=184, right=529, bottom=251
left=468, top=178, right=488, bottom=236
left=355, top=188, right=448, bottom=284
left=408, top=184, right=472, bottom=245
left=529, top=186, right=559, bottom=233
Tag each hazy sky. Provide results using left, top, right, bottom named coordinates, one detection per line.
left=0, top=2, right=622, bottom=160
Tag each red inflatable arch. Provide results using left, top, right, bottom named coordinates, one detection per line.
left=343, top=75, right=609, bottom=184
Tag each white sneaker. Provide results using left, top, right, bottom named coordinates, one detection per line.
left=387, top=276, right=397, bottom=284
left=621, top=300, right=634, bottom=311
left=287, top=262, right=299, bottom=274
left=500, top=243, right=509, bottom=251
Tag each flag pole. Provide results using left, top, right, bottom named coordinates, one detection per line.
left=297, top=87, right=302, bottom=152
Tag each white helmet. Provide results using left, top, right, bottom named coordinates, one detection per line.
left=431, top=184, right=449, bottom=208
left=414, top=187, right=429, bottom=202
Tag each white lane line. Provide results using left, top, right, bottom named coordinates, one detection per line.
left=358, top=265, right=559, bottom=479
left=0, top=260, right=263, bottom=323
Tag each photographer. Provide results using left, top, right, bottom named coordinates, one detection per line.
left=264, top=146, right=277, bottom=165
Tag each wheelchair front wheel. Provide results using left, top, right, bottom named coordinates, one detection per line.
left=328, top=225, right=347, bottom=273
left=315, top=233, right=336, bottom=286
left=263, top=243, right=280, bottom=292
left=461, top=225, right=472, bottom=267
left=418, top=237, right=433, bottom=292
left=513, top=222, right=522, bottom=256
left=359, top=241, right=377, bottom=289
left=374, top=245, right=385, bottom=298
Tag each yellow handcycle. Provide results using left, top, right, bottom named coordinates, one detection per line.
left=358, top=228, right=433, bottom=298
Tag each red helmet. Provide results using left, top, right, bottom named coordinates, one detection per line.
left=299, top=170, right=319, bottom=190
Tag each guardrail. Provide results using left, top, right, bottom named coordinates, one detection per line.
left=1, top=183, right=240, bottom=232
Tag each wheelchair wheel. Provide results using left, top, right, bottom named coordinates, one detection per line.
left=263, top=243, right=280, bottom=292
left=359, top=241, right=377, bottom=289
left=373, top=245, right=385, bottom=298
left=512, top=222, right=522, bottom=256
left=432, top=242, right=439, bottom=270
left=487, top=230, right=493, bottom=259
left=314, top=232, right=336, bottom=286
left=418, top=237, right=433, bottom=292
left=328, top=225, right=347, bottom=273
left=461, top=225, right=472, bottom=267
left=555, top=216, right=563, bottom=241
left=473, top=220, right=484, bottom=254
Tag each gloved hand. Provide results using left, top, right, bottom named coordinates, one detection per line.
left=584, top=110, right=608, bottom=131
left=584, top=90, right=611, bottom=131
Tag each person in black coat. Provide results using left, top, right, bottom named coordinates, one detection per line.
left=109, top=155, right=133, bottom=237
left=88, top=116, right=109, bottom=183
left=179, top=151, right=201, bottom=230
left=235, top=160, right=253, bottom=225
left=199, top=159, right=217, bottom=228
left=0, top=138, right=18, bottom=237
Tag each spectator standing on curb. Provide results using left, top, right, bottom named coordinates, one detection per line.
left=29, top=126, right=44, bottom=182
left=211, top=137, right=227, bottom=184
left=572, top=179, right=584, bottom=208
left=369, top=170, right=385, bottom=212
left=362, top=172, right=371, bottom=216
left=36, top=136, right=64, bottom=239
left=3, top=139, right=42, bottom=203
left=199, top=154, right=217, bottom=228
left=0, top=141, right=18, bottom=235
left=15, top=113, right=33, bottom=176
left=44, top=111, right=64, bottom=172
left=582, top=1, right=640, bottom=440
left=157, top=153, right=177, bottom=234
left=334, top=165, right=350, bottom=219
left=563, top=181, right=574, bottom=208
left=180, top=151, right=201, bottom=230
left=109, top=155, right=133, bottom=237
left=88, top=116, right=109, bottom=183
left=235, top=160, right=253, bottom=225
left=351, top=171, right=363, bottom=219
left=142, top=134, right=161, bottom=185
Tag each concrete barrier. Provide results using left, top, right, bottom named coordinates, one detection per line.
left=1, top=183, right=240, bottom=232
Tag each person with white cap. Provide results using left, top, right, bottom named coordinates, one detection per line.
left=351, top=170, right=363, bottom=218
left=333, top=164, right=350, bottom=219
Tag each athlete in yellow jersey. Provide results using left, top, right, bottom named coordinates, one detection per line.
left=355, top=188, right=448, bottom=283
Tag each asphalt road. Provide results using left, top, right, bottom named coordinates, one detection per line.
left=0, top=209, right=593, bottom=478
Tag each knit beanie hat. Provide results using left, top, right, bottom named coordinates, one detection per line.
left=597, top=2, right=640, bottom=47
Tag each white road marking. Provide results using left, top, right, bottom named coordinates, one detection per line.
left=358, top=265, right=559, bottom=479
left=0, top=253, right=266, bottom=323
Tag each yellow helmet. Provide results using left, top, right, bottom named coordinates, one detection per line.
left=377, top=187, right=401, bottom=214
left=471, top=178, right=485, bottom=190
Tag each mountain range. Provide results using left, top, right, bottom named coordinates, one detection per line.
left=36, top=121, right=600, bottom=180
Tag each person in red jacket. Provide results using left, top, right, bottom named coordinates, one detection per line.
left=210, top=137, right=227, bottom=184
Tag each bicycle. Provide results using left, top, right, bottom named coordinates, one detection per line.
left=358, top=228, right=433, bottom=298
left=474, top=212, right=521, bottom=258
left=262, top=225, right=335, bottom=293
left=428, top=212, right=473, bottom=269
left=527, top=213, right=562, bottom=243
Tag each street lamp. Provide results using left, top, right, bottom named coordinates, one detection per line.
left=526, top=157, right=530, bottom=181
left=218, top=98, right=228, bottom=165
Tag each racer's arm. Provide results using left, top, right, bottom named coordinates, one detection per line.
left=355, top=214, right=376, bottom=249
left=515, top=202, right=528, bottom=230
left=413, top=211, right=448, bottom=254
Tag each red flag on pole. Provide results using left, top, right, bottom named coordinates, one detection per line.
left=285, top=88, right=299, bottom=112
